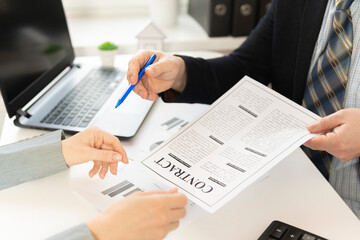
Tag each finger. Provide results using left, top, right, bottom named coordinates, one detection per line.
left=86, top=148, right=125, bottom=163
left=84, top=130, right=128, bottom=164
left=303, top=138, right=318, bottom=149
left=167, top=221, right=180, bottom=232
left=127, top=61, right=141, bottom=85
left=307, top=112, right=344, bottom=133
left=136, top=190, right=171, bottom=196
left=125, top=189, right=144, bottom=197
left=97, top=130, right=128, bottom=159
left=167, top=193, right=188, bottom=208
left=145, top=92, right=159, bottom=101
left=99, top=144, right=127, bottom=164
left=109, top=162, right=118, bottom=175
left=89, top=161, right=101, bottom=178
left=127, top=51, right=155, bottom=84
left=152, top=93, right=159, bottom=101
left=141, top=80, right=153, bottom=99
left=303, top=139, right=312, bottom=147
left=144, top=89, right=158, bottom=101
left=133, top=188, right=178, bottom=197
left=133, top=81, right=149, bottom=99
left=128, top=72, right=138, bottom=85
left=168, top=208, right=186, bottom=222
left=304, top=132, right=338, bottom=151
left=99, top=162, right=109, bottom=179
left=167, top=188, right=178, bottom=193
left=140, top=77, right=160, bottom=99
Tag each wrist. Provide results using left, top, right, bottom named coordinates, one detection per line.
left=61, top=140, right=72, bottom=167
left=171, top=57, right=186, bottom=92
left=86, top=218, right=101, bottom=240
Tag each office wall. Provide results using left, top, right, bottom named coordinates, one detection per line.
left=63, top=0, right=189, bottom=18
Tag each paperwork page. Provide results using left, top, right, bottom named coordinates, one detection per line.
left=140, top=76, right=320, bottom=213
left=75, top=162, right=207, bottom=233
left=121, top=100, right=209, bottom=161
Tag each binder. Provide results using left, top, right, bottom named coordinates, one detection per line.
left=257, top=0, right=272, bottom=23
left=231, top=0, right=258, bottom=37
left=189, top=0, right=232, bottom=37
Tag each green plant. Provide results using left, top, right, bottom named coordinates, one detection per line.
left=98, top=42, right=118, bottom=51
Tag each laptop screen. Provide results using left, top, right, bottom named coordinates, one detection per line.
left=0, top=0, right=74, bottom=117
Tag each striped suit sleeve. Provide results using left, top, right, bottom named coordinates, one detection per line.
left=0, top=130, right=68, bottom=190
left=47, top=223, right=94, bottom=240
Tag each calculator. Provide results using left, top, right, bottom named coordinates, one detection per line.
left=258, top=220, right=327, bottom=240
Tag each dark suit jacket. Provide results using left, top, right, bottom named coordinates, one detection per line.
left=175, top=0, right=328, bottom=105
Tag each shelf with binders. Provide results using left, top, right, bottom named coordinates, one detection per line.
left=188, top=0, right=272, bottom=38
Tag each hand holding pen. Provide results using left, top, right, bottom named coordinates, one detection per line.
left=115, top=54, right=157, bottom=108
left=126, top=50, right=187, bottom=102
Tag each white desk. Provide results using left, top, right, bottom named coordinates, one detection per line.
left=1, top=54, right=360, bottom=239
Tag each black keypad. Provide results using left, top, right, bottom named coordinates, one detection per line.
left=258, top=221, right=327, bottom=240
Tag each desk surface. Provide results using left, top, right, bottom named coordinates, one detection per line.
left=0, top=54, right=360, bottom=240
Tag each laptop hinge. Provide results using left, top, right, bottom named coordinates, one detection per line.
left=15, top=64, right=80, bottom=120
left=71, top=63, right=81, bottom=68
left=16, top=109, right=31, bottom=118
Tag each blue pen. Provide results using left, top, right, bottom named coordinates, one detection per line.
left=115, top=54, right=157, bottom=108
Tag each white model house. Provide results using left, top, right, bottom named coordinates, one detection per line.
left=136, top=21, right=166, bottom=51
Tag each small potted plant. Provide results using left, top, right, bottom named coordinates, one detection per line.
left=98, top=41, right=118, bottom=68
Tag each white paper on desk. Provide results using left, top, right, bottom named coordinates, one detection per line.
left=139, top=76, right=321, bottom=213
left=75, top=162, right=207, bottom=232
left=121, top=100, right=209, bottom=161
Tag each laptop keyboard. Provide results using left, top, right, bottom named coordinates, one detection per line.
left=41, top=68, right=124, bottom=128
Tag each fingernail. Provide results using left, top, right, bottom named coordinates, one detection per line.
left=308, top=121, right=317, bottom=131
left=147, top=94, right=153, bottom=101
left=168, top=188, right=178, bottom=193
left=139, top=90, right=144, bottom=98
left=129, top=75, right=134, bottom=84
left=113, top=154, right=122, bottom=161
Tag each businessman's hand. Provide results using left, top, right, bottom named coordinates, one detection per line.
left=61, top=127, right=128, bottom=178
left=304, top=108, right=360, bottom=161
left=87, top=188, right=187, bottom=240
left=127, top=50, right=187, bottom=101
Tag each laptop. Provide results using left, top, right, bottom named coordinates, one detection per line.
left=0, top=0, right=153, bottom=138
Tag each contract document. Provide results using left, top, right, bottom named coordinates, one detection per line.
left=140, top=76, right=320, bottom=213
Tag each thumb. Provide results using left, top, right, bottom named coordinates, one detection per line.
left=145, top=60, right=169, bottom=78
left=307, top=113, right=342, bottom=133
left=145, top=66, right=157, bottom=78
left=87, top=148, right=125, bottom=163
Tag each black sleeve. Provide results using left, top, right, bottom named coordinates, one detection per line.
left=172, top=2, right=275, bottom=104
